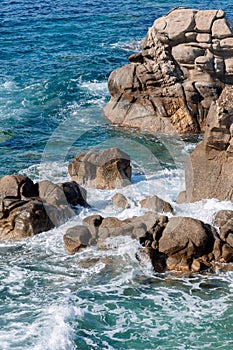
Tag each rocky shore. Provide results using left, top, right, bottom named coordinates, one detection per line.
left=1, top=8, right=233, bottom=274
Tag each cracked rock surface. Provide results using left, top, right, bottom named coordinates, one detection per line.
left=105, top=8, right=233, bottom=134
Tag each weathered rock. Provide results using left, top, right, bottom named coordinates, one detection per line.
left=212, top=18, right=232, bottom=39
left=64, top=225, right=92, bottom=254
left=183, top=86, right=233, bottom=202
left=176, top=191, right=187, bottom=204
left=68, top=148, right=132, bottom=189
left=61, top=181, right=88, bottom=207
left=191, top=258, right=211, bottom=272
left=81, top=212, right=165, bottom=249
left=213, top=210, right=233, bottom=262
left=0, top=175, right=38, bottom=199
left=214, top=210, right=233, bottom=241
left=65, top=209, right=233, bottom=272
left=195, top=10, right=218, bottom=32
left=221, top=243, right=233, bottom=262
left=0, top=200, right=54, bottom=240
left=0, top=174, right=88, bottom=241
left=82, top=214, right=103, bottom=244
left=38, top=180, right=88, bottom=226
left=140, top=195, right=173, bottom=213
left=105, top=8, right=233, bottom=134
left=111, top=193, right=130, bottom=209
left=159, top=217, right=215, bottom=270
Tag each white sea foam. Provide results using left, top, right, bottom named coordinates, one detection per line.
left=80, top=80, right=108, bottom=94
left=110, top=40, right=142, bottom=52
left=20, top=161, right=70, bottom=183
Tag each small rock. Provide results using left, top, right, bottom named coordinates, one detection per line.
left=140, top=195, right=173, bottom=213
left=111, top=193, right=130, bottom=209
left=176, top=191, right=187, bottom=203
left=191, top=258, right=211, bottom=272
left=63, top=225, right=92, bottom=254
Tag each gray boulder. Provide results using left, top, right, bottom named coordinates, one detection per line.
left=159, top=217, right=215, bottom=271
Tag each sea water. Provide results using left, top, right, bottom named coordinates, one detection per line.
left=1, top=1, right=233, bottom=349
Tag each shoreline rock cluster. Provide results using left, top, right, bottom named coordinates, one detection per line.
left=0, top=174, right=88, bottom=240
left=63, top=211, right=233, bottom=272
left=105, top=8, right=233, bottom=134
left=1, top=9, right=233, bottom=274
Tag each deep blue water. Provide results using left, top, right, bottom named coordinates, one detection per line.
left=1, top=1, right=233, bottom=349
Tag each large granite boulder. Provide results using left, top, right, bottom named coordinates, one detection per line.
left=182, top=85, right=233, bottom=202
left=68, top=148, right=132, bottom=189
left=105, top=8, right=233, bottom=133
left=158, top=217, right=215, bottom=271
left=0, top=175, right=88, bottom=240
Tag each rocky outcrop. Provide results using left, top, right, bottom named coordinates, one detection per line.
left=68, top=148, right=132, bottom=189
left=181, top=85, right=233, bottom=202
left=0, top=175, right=88, bottom=240
left=64, top=212, right=232, bottom=272
left=105, top=8, right=233, bottom=133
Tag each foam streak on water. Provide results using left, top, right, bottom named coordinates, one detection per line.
left=1, top=0, right=233, bottom=349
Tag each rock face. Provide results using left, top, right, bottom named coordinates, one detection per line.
left=68, top=148, right=132, bottom=189
left=182, top=85, right=233, bottom=202
left=0, top=175, right=88, bottom=240
left=105, top=8, right=233, bottom=134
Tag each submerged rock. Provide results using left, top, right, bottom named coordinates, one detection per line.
left=68, top=148, right=132, bottom=189
left=105, top=8, right=233, bottom=134
left=0, top=174, right=88, bottom=240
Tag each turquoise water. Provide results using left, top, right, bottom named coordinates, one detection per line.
left=1, top=1, right=233, bottom=349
